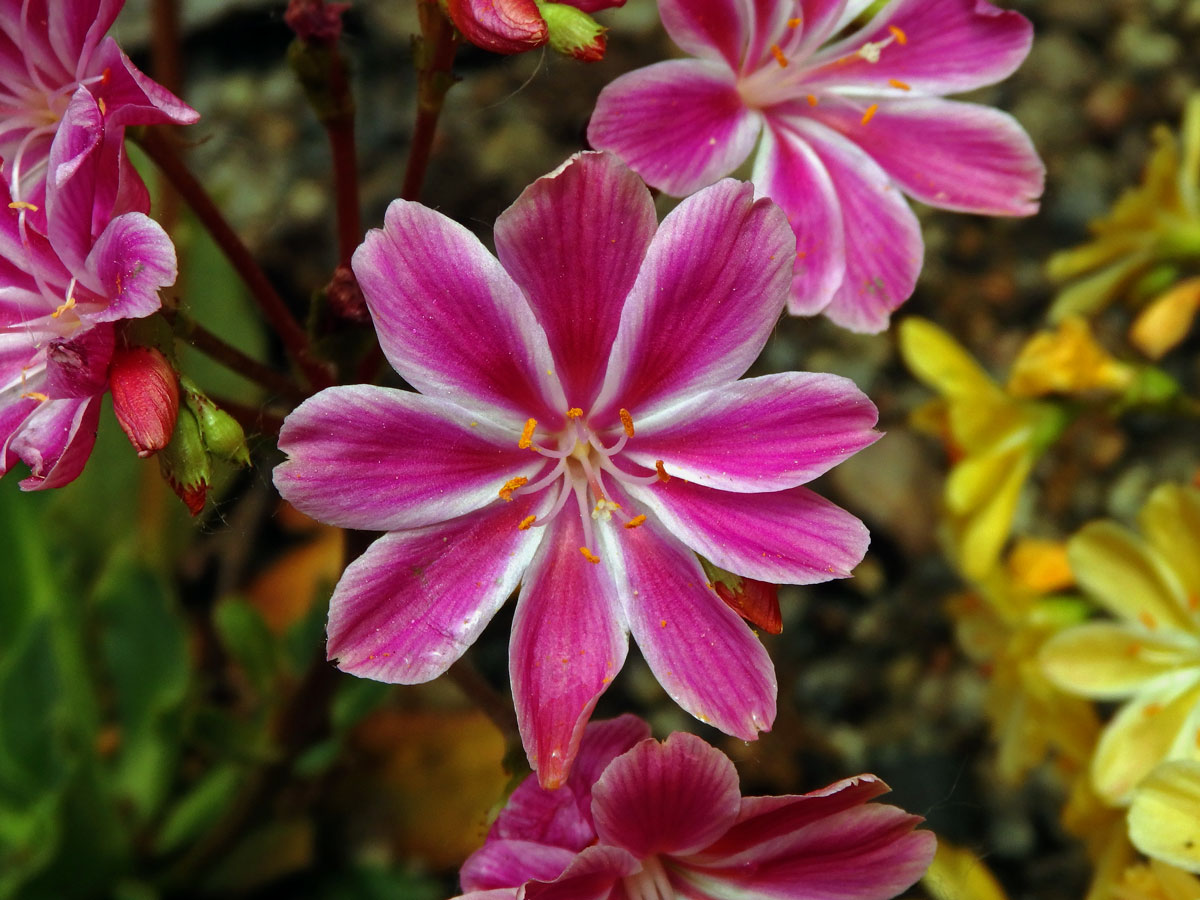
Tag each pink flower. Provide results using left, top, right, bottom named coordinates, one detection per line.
left=0, top=0, right=198, bottom=220
left=1, top=89, right=178, bottom=489
left=273, top=152, right=880, bottom=787
left=588, top=0, right=1045, bottom=333
left=456, top=715, right=936, bottom=900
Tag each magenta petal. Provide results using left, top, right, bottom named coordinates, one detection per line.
left=588, top=60, right=761, bottom=197
left=326, top=496, right=546, bottom=683
left=511, top=512, right=628, bottom=788
left=808, top=97, right=1043, bottom=215
left=93, top=38, right=200, bottom=127
left=783, top=116, right=922, bottom=333
left=44, top=88, right=102, bottom=274
left=460, top=840, right=577, bottom=892
left=352, top=199, right=566, bottom=426
left=657, top=0, right=747, bottom=68
left=275, top=385, right=545, bottom=532
left=12, top=396, right=101, bottom=490
left=753, top=123, right=846, bottom=315
left=631, top=483, right=869, bottom=584
left=598, top=510, right=776, bottom=740
left=84, top=213, right=177, bottom=322
left=523, top=846, right=641, bottom=900
left=592, top=733, right=740, bottom=857
left=595, top=180, right=793, bottom=419
left=625, top=372, right=879, bottom=492
left=806, top=0, right=1032, bottom=95
left=791, top=0, right=872, bottom=56
left=494, top=153, right=656, bottom=408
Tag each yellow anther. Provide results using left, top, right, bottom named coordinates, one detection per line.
left=97, top=97, right=107, bottom=115
left=51, top=296, right=76, bottom=318
left=518, top=515, right=537, bottom=530
left=856, top=40, right=885, bottom=62
left=1144, top=702, right=1163, bottom=717
left=619, top=408, right=634, bottom=438
left=624, top=514, right=647, bottom=530
left=770, top=44, right=788, bottom=67
left=786, top=17, right=801, bottom=28
left=518, top=418, right=537, bottom=449
left=8, top=200, right=38, bottom=211
left=861, top=104, right=879, bottom=125
left=888, top=24, right=907, bottom=44
left=888, top=78, right=911, bottom=90
left=21, top=391, right=49, bottom=402
left=806, top=94, right=819, bottom=107
left=655, top=460, right=670, bottom=483
left=566, top=407, right=583, bottom=419
left=1139, top=610, right=1157, bottom=630
left=580, top=547, right=601, bottom=564
left=498, top=476, right=528, bottom=501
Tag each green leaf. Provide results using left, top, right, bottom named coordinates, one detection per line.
left=213, top=598, right=280, bottom=691
left=154, top=765, right=245, bottom=856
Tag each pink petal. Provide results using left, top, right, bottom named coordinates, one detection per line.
left=780, top=115, right=922, bottom=333
left=790, top=0, right=875, bottom=56
left=45, top=88, right=102, bottom=274
left=597, top=504, right=776, bottom=740
left=84, top=212, right=177, bottom=322
left=630, top=483, right=869, bottom=584
left=325, top=495, right=546, bottom=683
left=807, top=97, right=1042, bottom=215
left=752, top=122, right=846, bottom=315
left=50, top=0, right=121, bottom=72
left=523, top=846, right=641, bottom=900
left=352, top=199, right=566, bottom=428
left=452, top=892, right=519, bottom=900
left=274, top=385, right=546, bottom=532
left=594, top=180, right=793, bottom=420
left=657, top=0, right=748, bottom=69
left=42, top=324, right=113, bottom=399
left=588, top=60, right=761, bottom=197
left=12, top=395, right=101, bottom=489
left=494, top=153, right=656, bottom=408
left=592, top=733, right=741, bottom=857
left=805, top=0, right=1032, bottom=96
left=682, top=803, right=935, bottom=899
left=93, top=38, right=200, bottom=127
left=625, top=372, right=879, bottom=492
left=460, top=840, right=577, bottom=892
left=511, top=511, right=628, bottom=789
left=569, top=0, right=627, bottom=12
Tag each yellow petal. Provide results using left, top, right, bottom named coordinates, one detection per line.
left=922, top=840, right=1008, bottom=900
left=1007, top=537, right=1074, bottom=594
left=1068, top=521, right=1192, bottom=631
left=1049, top=251, right=1154, bottom=322
left=1008, top=317, right=1134, bottom=397
left=897, top=317, right=998, bottom=400
left=1129, top=761, right=1200, bottom=872
left=1040, top=623, right=1200, bottom=700
left=1140, top=484, right=1200, bottom=604
left=952, top=451, right=1032, bottom=581
left=1130, top=277, right=1200, bottom=360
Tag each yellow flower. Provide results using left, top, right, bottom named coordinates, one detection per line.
left=1040, top=484, right=1200, bottom=805
left=1130, top=276, right=1200, bottom=360
left=1049, top=94, right=1200, bottom=321
left=898, top=318, right=1066, bottom=580
left=1008, top=317, right=1135, bottom=398
left=1111, top=858, right=1200, bottom=900
left=922, top=840, right=1007, bottom=900
left=1128, top=760, right=1200, bottom=873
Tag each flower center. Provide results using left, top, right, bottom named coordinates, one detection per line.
left=496, top=407, right=668, bottom=563
left=622, top=856, right=673, bottom=900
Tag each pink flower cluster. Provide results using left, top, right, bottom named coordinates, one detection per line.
left=456, top=716, right=935, bottom=900
left=0, top=0, right=196, bottom=488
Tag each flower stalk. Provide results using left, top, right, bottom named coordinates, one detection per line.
left=402, top=0, right=460, bottom=201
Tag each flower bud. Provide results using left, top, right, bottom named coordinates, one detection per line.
left=540, top=3, right=606, bottom=61
left=699, top=557, right=782, bottom=635
left=1007, top=316, right=1133, bottom=397
left=159, top=405, right=211, bottom=516
left=108, top=346, right=180, bottom=458
left=446, top=0, right=548, bottom=55
left=1130, top=276, right=1200, bottom=360
left=180, top=377, right=252, bottom=467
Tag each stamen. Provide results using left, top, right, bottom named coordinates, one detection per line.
left=619, top=408, right=635, bottom=437
left=21, top=391, right=48, bottom=402
left=770, top=44, right=788, bottom=68
left=579, top=547, right=601, bottom=564
left=7, top=200, right=37, bottom=211
left=786, top=17, right=801, bottom=28
left=592, top=499, right=621, bottom=521
left=624, top=514, right=647, bottom=529
left=1138, top=610, right=1157, bottom=629
left=888, top=24, right=908, bottom=44
left=498, top=476, right=528, bottom=501
left=888, top=78, right=911, bottom=90
left=566, top=407, right=583, bottom=419
left=861, top=104, right=879, bottom=125
left=518, top=515, right=537, bottom=530
left=806, top=94, right=818, bottom=107
left=51, top=296, right=76, bottom=318
left=857, top=40, right=885, bottom=63
left=97, top=97, right=106, bottom=116
left=518, top=418, right=537, bottom=449
left=655, top=460, right=670, bottom=483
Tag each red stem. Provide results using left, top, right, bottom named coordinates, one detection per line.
left=325, top=47, right=362, bottom=266
left=402, top=2, right=460, bottom=201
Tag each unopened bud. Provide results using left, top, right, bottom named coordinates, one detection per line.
left=180, top=377, right=252, bottom=467
left=540, top=2, right=606, bottom=61
left=159, top=405, right=211, bottom=516
left=285, top=0, right=350, bottom=45
left=109, top=346, right=180, bottom=458
left=446, top=0, right=547, bottom=55
left=326, top=264, right=370, bottom=324
left=699, top=557, right=782, bottom=635
left=1130, top=276, right=1200, bottom=360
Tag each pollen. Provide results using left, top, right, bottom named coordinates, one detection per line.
left=888, top=24, right=908, bottom=44
left=98, top=97, right=107, bottom=115
left=592, top=499, right=621, bottom=521
left=518, top=515, right=537, bottom=530
left=861, top=104, right=879, bottom=125
left=857, top=40, right=885, bottom=63
left=619, top=408, right=635, bottom=437
left=888, top=78, right=911, bottom=90
left=1139, top=610, right=1157, bottom=630
left=624, top=514, right=647, bottom=529
left=580, top=546, right=601, bottom=564
left=806, top=94, right=819, bottom=106
left=566, top=407, right=583, bottom=419
left=770, top=44, right=788, bottom=67
left=498, top=476, right=528, bottom=501
left=21, top=391, right=49, bottom=402
left=786, top=17, right=801, bottom=27
left=655, top=460, right=670, bottom=483
left=7, top=200, right=38, bottom=211
left=51, top=296, right=76, bottom=318
left=518, top=418, right=537, bottom=449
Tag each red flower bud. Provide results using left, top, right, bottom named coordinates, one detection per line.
left=285, top=0, right=350, bottom=45
left=713, top=576, right=783, bottom=635
left=446, top=0, right=548, bottom=55
left=109, top=346, right=180, bottom=458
